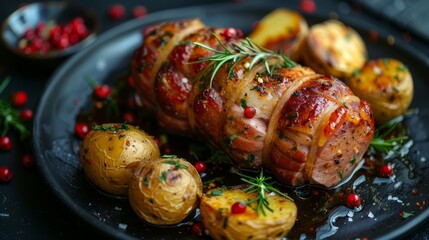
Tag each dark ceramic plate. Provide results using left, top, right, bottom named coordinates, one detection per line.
left=33, top=1, right=429, bottom=239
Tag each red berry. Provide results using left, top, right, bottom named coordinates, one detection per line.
left=127, top=75, right=135, bottom=87
left=244, top=106, right=256, bottom=118
left=133, top=6, right=148, bottom=18
left=94, top=84, right=111, bottom=100
left=164, top=147, right=172, bottom=154
left=153, top=137, right=161, bottom=147
left=11, top=91, right=28, bottom=107
left=108, top=4, right=125, bottom=20
left=231, top=201, right=246, bottom=214
left=20, top=109, right=33, bottom=121
left=122, top=112, right=136, bottom=123
left=23, top=28, right=36, bottom=40
left=380, top=164, right=393, bottom=177
left=346, top=193, right=361, bottom=208
left=62, top=23, right=73, bottom=35
left=75, top=123, right=90, bottom=139
left=223, top=28, right=242, bottom=41
left=0, top=167, right=12, bottom=183
left=299, top=0, right=316, bottom=13
left=0, top=136, right=12, bottom=151
left=22, top=154, right=35, bottom=167
left=56, top=36, right=70, bottom=49
left=191, top=223, right=205, bottom=236
left=194, top=161, right=207, bottom=173
left=35, top=22, right=46, bottom=37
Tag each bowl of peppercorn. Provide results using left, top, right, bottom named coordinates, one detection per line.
left=0, top=1, right=99, bottom=72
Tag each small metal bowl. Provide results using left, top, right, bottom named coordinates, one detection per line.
left=0, top=2, right=99, bottom=71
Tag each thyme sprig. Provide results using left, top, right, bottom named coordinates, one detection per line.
left=237, top=170, right=293, bottom=216
left=370, top=115, right=408, bottom=153
left=0, top=77, right=30, bottom=139
left=192, top=34, right=296, bottom=88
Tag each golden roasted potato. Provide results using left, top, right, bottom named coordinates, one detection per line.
left=347, top=58, right=414, bottom=124
left=301, top=19, right=367, bottom=79
left=128, top=158, right=202, bottom=225
left=248, top=8, right=309, bottom=60
left=200, top=187, right=297, bottom=240
left=79, top=123, right=160, bottom=195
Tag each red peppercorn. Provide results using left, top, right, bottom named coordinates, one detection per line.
left=191, top=223, right=205, bottom=236
left=0, top=136, right=12, bottom=151
left=94, top=84, right=111, bottom=100
left=244, top=106, right=256, bottom=118
left=299, top=0, right=316, bottom=13
left=20, top=109, right=33, bottom=121
left=0, top=167, right=12, bottom=183
left=231, top=202, right=246, bottom=214
left=11, top=91, right=28, bottom=107
left=346, top=193, right=361, bottom=208
left=75, top=123, right=90, bottom=139
left=194, top=161, right=207, bottom=173
left=22, top=154, right=35, bottom=167
left=380, top=164, right=393, bottom=177
left=133, top=6, right=148, bottom=18
left=108, top=4, right=125, bottom=20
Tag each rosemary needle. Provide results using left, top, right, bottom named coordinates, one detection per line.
left=237, top=170, right=293, bottom=216
left=192, top=33, right=297, bottom=88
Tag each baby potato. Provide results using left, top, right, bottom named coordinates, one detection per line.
left=200, top=187, right=297, bottom=240
left=128, top=158, right=203, bottom=225
left=248, top=8, right=309, bottom=60
left=347, top=58, right=414, bottom=124
left=302, top=19, right=367, bottom=79
left=79, top=123, right=160, bottom=195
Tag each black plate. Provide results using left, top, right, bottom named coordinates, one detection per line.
left=33, top=1, right=429, bottom=239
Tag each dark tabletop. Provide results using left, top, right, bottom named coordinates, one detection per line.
left=0, top=0, right=428, bottom=239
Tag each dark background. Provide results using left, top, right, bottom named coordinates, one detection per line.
left=0, top=0, right=428, bottom=239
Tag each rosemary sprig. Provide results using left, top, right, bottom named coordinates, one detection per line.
left=0, top=77, right=30, bottom=139
left=237, top=170, right=293, bottom=216
left=369, top=115, right=408, bottom=153
left=192, top=34, right=296, bottom=88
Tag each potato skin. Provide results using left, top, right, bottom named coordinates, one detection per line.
left=248, top=8, right=308, bottom=60
left=347, top=58, right=414, bottom=124
left=79, top=123, right=160, bottom=195
left=128, top=158, right=203, bottom=225
left=200, top=187, right=297, bottom=240
left=302, top=20, right=367, bottom=79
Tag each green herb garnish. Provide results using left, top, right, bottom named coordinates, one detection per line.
left=92, top=123, right=129, bottom=132
left=164, top=160, right=188, bottom=169
left=400, top=211, right=415, bottom=219
left=208, top=188, right=224, bottom=197
left=237, top=170, right=293, bottom=216
left=370, top=115, right=408, bottom=153
left=159, top=171, right=168, bottom=182
left=192, top=34, right=296, bottom=88
left=0, top=77, right=30, bottom=139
